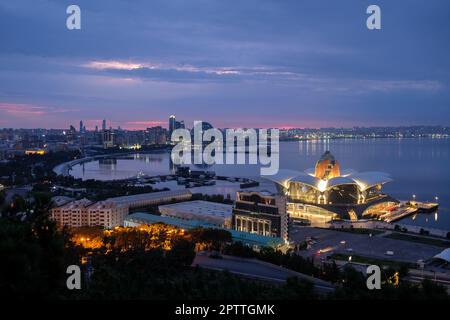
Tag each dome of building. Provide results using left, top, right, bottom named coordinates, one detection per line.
left=314, top=151, right=341, bottom=179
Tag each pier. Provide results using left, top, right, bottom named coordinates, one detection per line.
left=381, top=201, right=439, bottom=223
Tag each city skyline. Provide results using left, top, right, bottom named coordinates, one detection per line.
left=1, top=1, right=450, bottom=129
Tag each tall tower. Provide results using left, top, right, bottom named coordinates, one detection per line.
left=102, top=119, right=106, bottom=131
left=169, top=115, right=176, bottom=139
left=79, top=120, right=84, bottom=133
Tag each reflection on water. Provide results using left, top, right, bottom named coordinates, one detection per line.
left=69, top=138, right=450, bottom=230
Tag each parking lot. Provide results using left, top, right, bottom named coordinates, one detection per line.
left=290, top=227, right=443, bottom=264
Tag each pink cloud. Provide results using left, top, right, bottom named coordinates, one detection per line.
left=0, top=102, right=80, bottom=117
left=122, top=120, right=166, bottom=130
left=0, top=103, right=47, bottom=116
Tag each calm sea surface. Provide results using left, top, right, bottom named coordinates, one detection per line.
left=70, top=138, right=450, bottom=231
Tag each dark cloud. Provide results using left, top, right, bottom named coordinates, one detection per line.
left=0, top=0, right=449, bottom=128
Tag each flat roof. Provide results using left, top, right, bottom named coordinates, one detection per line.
left=159, top=200, right=232, bottom=219
left=51, top=196, right=74, bottom=207
left=107, top=189, right=192, bottom=204
left=56, top=198, right=93, bottom=209
left=125, top=212, right=284, bottom=247
left=88, top=200, right=124, bottom=210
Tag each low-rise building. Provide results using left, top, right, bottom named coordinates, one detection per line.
left=86, top=201, right=128, bottom=228
left=50, top=198, right=127, bottom=229
left=159, top=200, right=232, bottom=228
left=232, top=191, right=288, bottom=243
left=50, top=190, right=193, bottom=228
left=124, top=212, right=284, bottom=248
left=108, top=189, right=192, bottom=209
left=50, top=198, right=93, bottom=228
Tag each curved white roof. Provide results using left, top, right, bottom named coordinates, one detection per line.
left=290, top=173, right=322, bottom=189
left=263, top=169, right=302, bottom=188
left=263, top=169, right=392, bottom=192
left=348, top=171, right=392, bottom=191
left=433, top=248, right=450, bottom=263
left=326, top=176, right=357, bottom=189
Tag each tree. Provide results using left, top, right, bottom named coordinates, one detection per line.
left=166, top=238, right=196, bottom=267
left=4, top=195, right=28, bottom=217
left=0, top=190, right=5, bottom=207
left=188, top=227, right=232, bottom=251
left=0, top=217, right=73, bottom=299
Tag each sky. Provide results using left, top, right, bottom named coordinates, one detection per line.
left=0, top=0, right=449, bottom=130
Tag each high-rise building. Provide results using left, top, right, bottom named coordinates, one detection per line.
left=146, top=126, right=167, bottom=145
left=169, top=115, right=176, bottom=139
left=102, top=129, right=114, bottom=148
left=232, top=191, right=288, bottom=243
left=102, top=119, right=106, bottom=131
left=79, top=120, right=84, bottom=133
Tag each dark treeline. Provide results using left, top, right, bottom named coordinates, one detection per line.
left=1, top=213, right=448, bottom=300
left=0, top=195, right=448, bottom=300
left=0, top=150, right=80, bottom=186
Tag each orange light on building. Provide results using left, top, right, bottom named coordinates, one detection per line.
left=25, top=149, right=46, bottom=155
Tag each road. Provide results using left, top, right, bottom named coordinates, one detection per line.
left=290, top=226, right=443, bottom=264
left=192, top=253, right=334, bottom=295
left=4, top=186, right=32, bottom=203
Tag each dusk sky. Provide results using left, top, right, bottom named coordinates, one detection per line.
left=0, top=0, right=449, bottom=129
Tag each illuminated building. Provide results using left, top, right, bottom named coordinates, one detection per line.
left=50, top=190, right=192, bottom=228
left=86, top=201, right=128, bottom=228
left=24, top=148, right=46, bottom=155
left=50, top=199, right=127, bottom=228
left=265, top=151, right=397, bottom=224
left=169, top=115, right=185, bottom=141
left=232, top=191, right=288, bottom=243
left=314, top=151, right=340, bottom=180
left=124, top=212, right=284, bottom=248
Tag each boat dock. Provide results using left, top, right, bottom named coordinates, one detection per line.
left=380, top=201, right=439, bottom=223
left=410, top=201, right=439, bottom=212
